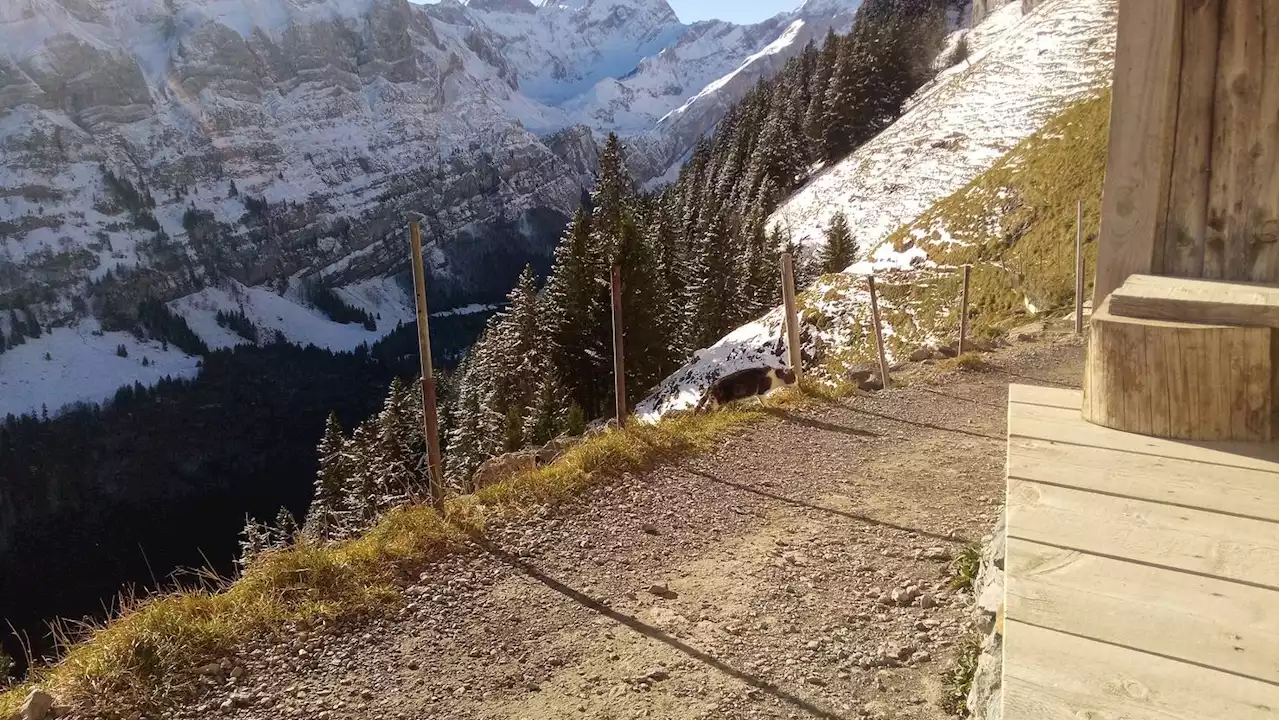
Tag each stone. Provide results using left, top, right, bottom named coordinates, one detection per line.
left=921, top=547, right=950, bottom=561
left=16, top=690, right=54, bottom=720
left=918, top=593, right=936, bottom=609
left=646, top=667, right=670, bottom=681
left=804, top=675, right=827, bottom=686
left=641, top=523, right=660, bottom=535
left=471, top=451, right=538, bottom=491
left=648, top=583, right=678, bottom=600
left=889, top=586, right=917, bottom=606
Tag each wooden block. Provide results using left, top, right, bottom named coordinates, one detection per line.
left=1006, top=540, right=1278, bottom=681
left=1083, top=296, right=1275, bottom=441
left=1007, top=436, right=1279, bottom=520
left=1110, top=274, right=1279, bottom=327
left=1003, top=620, right=1279, bottom=720
left=1007, top=479, right=1279, bottom=588
left=1093, top=1, right=1183, bottom=307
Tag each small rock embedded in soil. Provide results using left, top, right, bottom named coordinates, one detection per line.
left=648, top=583, right=678, bottom=599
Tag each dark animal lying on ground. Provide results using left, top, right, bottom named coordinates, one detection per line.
left=695, top=366, right=797, bottom=412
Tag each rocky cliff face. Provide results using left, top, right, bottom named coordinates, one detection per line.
left=0, top=0, right=862, bottom=355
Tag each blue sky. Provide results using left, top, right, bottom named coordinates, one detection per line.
left=667, top=0, right=800, bottom=23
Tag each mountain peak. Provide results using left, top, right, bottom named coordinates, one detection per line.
left=467, top=0, right=538, bottom=12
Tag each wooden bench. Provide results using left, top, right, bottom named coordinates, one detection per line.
left=1083, top=274, right=1278, bottom=442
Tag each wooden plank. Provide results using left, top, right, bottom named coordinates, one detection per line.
left=1145, top=321, right=1172, bottom=437
left=1110, top=275, right=1280, bottom=327
left=1256, top=0, right=1279, bottom=282
left=1207, top=0, right=1277, bottom=281
left=1159, top=0, right=1221, bottom=278
left=1093, top=1, right=1183, bottom=307
left=1012, top=398, right=1279, bottom=470
left=1007, top=384, right=1079, bottom=410
left=1007, top=436, right=1279, bottom=521
left=1007, top=479, right=1279, bottom=588
left=1003, top=620, right=1280, bottom=720
left=1006, top=539, right=1278, bottom=681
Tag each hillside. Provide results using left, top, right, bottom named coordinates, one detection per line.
left=638, top=0, right=1114, bottom=418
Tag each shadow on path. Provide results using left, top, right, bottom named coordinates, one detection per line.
left=683, top=468, right=962, bottom=544
left=762, top=407, right=880, bottom=438
left=475, top=539, right=849, bottom=720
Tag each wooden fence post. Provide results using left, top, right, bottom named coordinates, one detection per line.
left=780, top=252, right=803, bottom=382
left=1075, top=199, right=1085, bottom=335
left=959, top=264, right=971, bottom=355
left=866, top=274, right=891, bottom=387
left=610, top=265, right=626, bottom=428
left=408, top=216, right=445, bottom=510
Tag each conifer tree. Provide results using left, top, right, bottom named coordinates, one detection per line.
left=820, top=212, right=856, bottom=273
left=306, top=411, right=349, bottom=541
left=237, top=515, right=270, bottom=570
left=523, top=370, right=568, bottom=446
left=272, top=507, right=299, bottom=547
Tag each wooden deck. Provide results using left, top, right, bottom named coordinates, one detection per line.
left=1002, top=384, right=1280, bottom=720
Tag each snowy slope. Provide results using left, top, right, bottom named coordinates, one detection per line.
left=0, top=319, right=201, bottom=419
left=768, top=0, right=1115, bottom=248
left=638, top=0, right=1116, bottom=420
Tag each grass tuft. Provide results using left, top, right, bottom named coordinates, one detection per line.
left=950, top=541, right=983, bottom=591
left=942, top=633, right=982, bottom=715
left=942, top=352, right=991, bottom=372
left=0, top=405, right=764, bottom=717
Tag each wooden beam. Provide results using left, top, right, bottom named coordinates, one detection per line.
left=866, top=274, right=891, bottom=387
left=1159, top=0, right=1221, bottom=278
left=1207, top=0, right=1279, bottom=282
left=1109, top=274, right=1279, bottom=327
left=1093, top=0, right=1183, bottom=307
left=780, top=252, right=803, bottom=381
left=610, top=264, right=626, bottom=427
left=408, top=217, right=445, bottom=511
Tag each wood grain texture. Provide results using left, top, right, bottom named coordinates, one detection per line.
left=1007, top=479, right=1279, bottom=588
left=1006, top=540, right=1278, bottom=681
left=1159, top=0, right=1221, bottom=278
left=1082, top=298, right=1275, bottom=441
left=1094, top=1, right=1183, bottom=307
left=1206, top=0, right=1278, bottom=281
left=1006, top=436, right=1279, bottom=520
left=1012, top=398, right=1278, bottom=469
left=1003, top=620, right=1280, bottom=720
left=1109, top=274, right=1279, bottom=327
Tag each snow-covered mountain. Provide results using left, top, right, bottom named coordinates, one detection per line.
left=638, top=0, right=1116, bottom=419
left=0, top=0, right=862, bottom=416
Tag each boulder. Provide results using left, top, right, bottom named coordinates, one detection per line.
left=15, top=689, right=54, bottom=720
left=536, top=433, right=579, bottom=465
left=470, top=451, right=537, bottom=491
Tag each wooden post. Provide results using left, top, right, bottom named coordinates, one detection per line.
left=958, top=264, right=971, bottom=354
left=1075, top=200, right=1085, bottom=335
left=408, top=216, right=445, bottom=511
left=779, top=252, right=803, bottom=381
left=610, top=265, right=626, bottom=428
left=866, top=274, right=891, bottom=388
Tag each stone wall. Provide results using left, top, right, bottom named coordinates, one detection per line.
left=966, top=509, right=1005, bottom=720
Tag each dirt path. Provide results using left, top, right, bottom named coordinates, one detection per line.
left=173, top=334, right=1084, bottom=720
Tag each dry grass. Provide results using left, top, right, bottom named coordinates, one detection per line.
left=942, top=352, right=991, bottom=372
left=0, top=403, right=772, bottom=718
